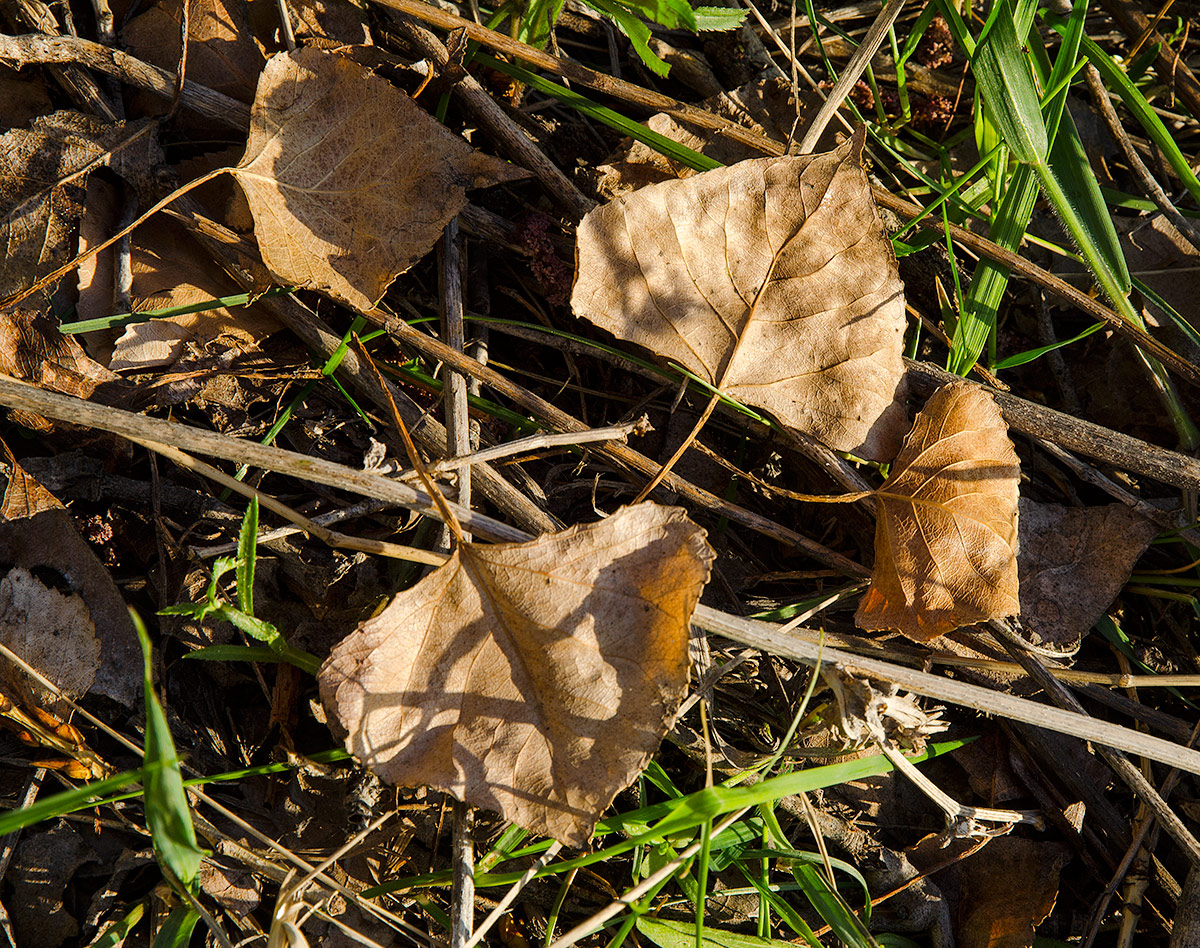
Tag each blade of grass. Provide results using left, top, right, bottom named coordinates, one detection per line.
left=151, top=907, right=200, bottom=948
left=362, top=740, right=968, bottom=896
left=91, top=903, right=145, bottom=948
left=135, top=612, right=205, bottom=892
left=474, top=53, right=720, bottom=171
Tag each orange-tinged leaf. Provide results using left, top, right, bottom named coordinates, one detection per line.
left=318, top=504, right=713, bottom=845
left=572, top=128, right=908, bottom=460
left=856, top=383, right=1020, bottom=641
left=231, top=48, right=527, bottom=311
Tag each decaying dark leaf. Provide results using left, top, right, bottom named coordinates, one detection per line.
left=572, top=128, right=909, bottom=460
left=1017, top=498, right=1159, bottom=647
left=856, top=383, right=1020, bottom=641
left=319, top=504, right=713, bottom=845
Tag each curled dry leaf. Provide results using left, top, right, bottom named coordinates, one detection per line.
left=572, top=128, right=908, bottom=460
left=232, top=47, right=528, bottom=311
left=856, top=383, right=1020, bottom=641
left=318, top=504, right=713, bottom=845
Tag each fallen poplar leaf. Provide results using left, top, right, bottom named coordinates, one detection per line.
left=572, top=128, right=908, bottom=460
left=856, top=383, right=1020, bottom=641
left=318, top=504, right=713, bottom=845
left=232, top=47, right=527, bottom=311
left=1017, top=499, right=1159, bottom=648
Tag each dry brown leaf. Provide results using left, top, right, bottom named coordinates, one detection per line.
left=318, top=504, right=713, bottom=845
left=0, top=111, right=130, bottom=299
left=856, top=382, right=1020, bottom=641
left=0, top=440, right=141, bottom=709
left=1017, top=499, right=1159, bottom=648
left=232, top=47, right=528, bottom=311
left=107, top=217, right=280, bottom=371
left=955, top=837, right=1070, bottom=948
left=121, top=0, right=265, bottom=112
left=572, top=129, right=909, bottom=460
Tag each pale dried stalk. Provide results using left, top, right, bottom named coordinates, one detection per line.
left=796, top=0, right=908, bottom=153
left=137, top=439, right=446, bottom=566
left=0, top=375, right=528, bottom=543
left=692, top=605, right=1200, bottom=777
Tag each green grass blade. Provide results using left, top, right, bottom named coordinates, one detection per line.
left=992, top=320, right=1105, bottom=370
left=91, top=903, right=145, bottom=948
left=1069, top=29, right=1200, bottom=209
left=136, top=613, right=205, bottom=891
left=151, top=907, right=200, bottom=948
left=791, top=863, right=878, bottom=948
left=638, top=914, right=810, bottom=948
left=363, top=740, right=969, bottom=896
left=951, top=162, right=1040, bottom=373
left=183, top=643, right=322, bottom=674
left=57, top=287, right=295, bottom=335
left=0, top=767, right=146, bottom=836
left=474, top=53, right=720, bottom=171
left=971, top=0, right=1047, bottom=164
left=235, top=498, right=258, bottom=616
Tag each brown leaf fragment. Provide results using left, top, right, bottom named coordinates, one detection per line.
left=232, top=47, right=528, bottom=311
left=572, top=128, right=909, bottom=460
left=108, top=217, right=281, bottom=371
left=1017, top=499, right=1159, bottom=648
left=0, top=111, right=132, bottom=300
left=121, top=0, right=266, bottom=111
left=955, top=837, right=1070, bottom=948
left=856, top=383, right=1020, bottom=641
left=319, top=504, right=713, bottom=845
left=0, top=440, right=140, bottom=709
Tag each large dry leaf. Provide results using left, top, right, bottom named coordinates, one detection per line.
left=856, top=383, right=1020, bottom=641
left=318, top=504, right=713, bottom=845
left=572, top=129, right=909, bottom=460
left=1017, top=499, right=1159, bottom=648
left=232, top=47, right=527, bottom=311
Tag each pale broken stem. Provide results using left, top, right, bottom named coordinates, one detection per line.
left=462, top=842, right=564, bottom=948
left=136, top=439, right=448, bottom=566
left=692, top=605, right=1200, bottom=777
left=441, top=219, right=476, bottom=948
left=545, top=807, right=753, bottom=948
left=873, top=739, right=1043, bottom=834
left=0, top=376, right=529, bottom=543
left=427, top=418, right=651, bottom=476
left=796, top=0, right=908, bottom=154
left=632, top=391, right=720, bottom=505
left=990, top=619, right=1200, bottom=869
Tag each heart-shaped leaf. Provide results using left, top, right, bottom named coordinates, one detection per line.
left=318, top=504, right=713, bottom=846
left=572, top=128, right=909, bottom=460
left=856, top=383, right=1020, bottom=640
left=232, top=47, right=527, bottom=311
